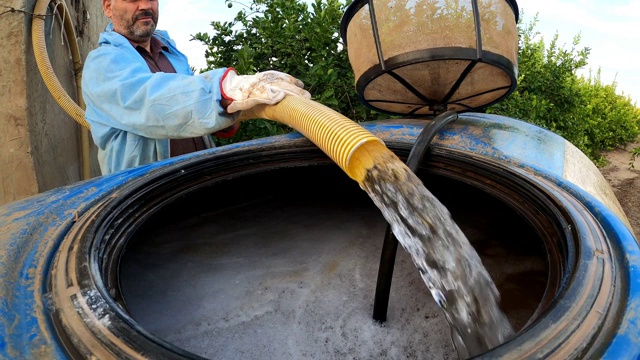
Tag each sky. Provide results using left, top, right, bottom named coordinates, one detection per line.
left=158, top=0, right=640, bottom=104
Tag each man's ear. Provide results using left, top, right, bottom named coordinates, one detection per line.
left=102, top=0, right=112, bottom=18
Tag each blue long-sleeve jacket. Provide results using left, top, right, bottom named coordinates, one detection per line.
left=82, top=23, right=237, bottom=175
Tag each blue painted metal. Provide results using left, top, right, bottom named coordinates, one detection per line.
left=571, top=187, right=640, bottom=359
left=0, top=114, right=638, bottom=358
left=363, top=114, right=569, bottom=176
left=0, top=166, right=154, bottom=359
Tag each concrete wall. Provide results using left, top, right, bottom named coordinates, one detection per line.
left=0, top=0, right=107, bottom=206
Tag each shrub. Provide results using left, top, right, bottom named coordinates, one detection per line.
left=487, top=16, right=640, bottom=164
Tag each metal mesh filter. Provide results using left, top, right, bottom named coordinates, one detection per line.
left=340, top=0, right=519, bottom=116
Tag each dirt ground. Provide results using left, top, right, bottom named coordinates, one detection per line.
left=600, top=142, right=640, bottom=236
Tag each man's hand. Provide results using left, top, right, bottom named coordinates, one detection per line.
left=220, top=69, right=311, bottom=113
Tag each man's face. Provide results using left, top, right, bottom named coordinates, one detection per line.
left=103, top=0, right=159, bottom=43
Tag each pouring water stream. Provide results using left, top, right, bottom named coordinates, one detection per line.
left=361, top=151, right=514, bottom=358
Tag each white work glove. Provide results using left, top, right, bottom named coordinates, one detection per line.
left=220, top=68, right=311, bottom=113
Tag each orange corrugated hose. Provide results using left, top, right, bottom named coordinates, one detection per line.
left=238, top=96, right=397, bottom=185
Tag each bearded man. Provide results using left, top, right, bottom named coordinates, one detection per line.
left=83, top=0, right=310, bottom=175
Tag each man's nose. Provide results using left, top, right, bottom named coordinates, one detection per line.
left=137, top=0, right=153, bottom=10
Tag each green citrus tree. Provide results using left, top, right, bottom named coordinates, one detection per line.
left=487, top=16, right=640, bottom=164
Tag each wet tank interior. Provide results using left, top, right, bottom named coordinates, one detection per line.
left=117, top=163, right=547, bottom=359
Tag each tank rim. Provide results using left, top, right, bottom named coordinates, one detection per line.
left=48, top=134, right=623, bottom=359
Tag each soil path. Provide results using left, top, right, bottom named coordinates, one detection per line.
left=600, top=142, right=640, bottom=236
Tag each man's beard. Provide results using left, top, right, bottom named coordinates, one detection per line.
left=122, top=10, right=158, bottom=40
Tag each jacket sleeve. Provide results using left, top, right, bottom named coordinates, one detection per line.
left=82, top=44, right=237, bottom=141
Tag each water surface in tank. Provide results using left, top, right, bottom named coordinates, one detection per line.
left=120, top=165, right=547, bottom=359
